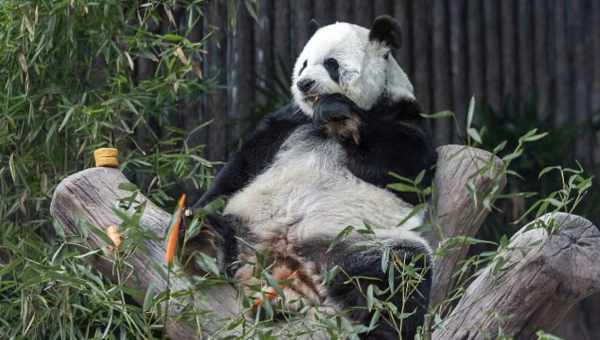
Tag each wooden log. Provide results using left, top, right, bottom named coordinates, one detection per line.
left=432, top=212, right=600, bottom=339
left=49, top=168, right=239, bottom=338
left=429, top=145, right=506, bottom=307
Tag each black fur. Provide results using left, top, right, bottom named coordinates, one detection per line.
left=328, top=242, right=431, bottom=340
left=191, top=95, right=435, bottom=337
left=323, top=58, right=340, bottom=83
left=312, top=93, right=358, bottom=127
left=312, top=93, right=437, bottom=205
left=203, top=214, right=241, bottom=276
left=191, top=105, right=309, bottom=211
left=369, top=15, right=402, bottom=49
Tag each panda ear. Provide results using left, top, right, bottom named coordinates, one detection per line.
left=369, top=15, right=401, bottom=49
left=309, top=18, right=320, bottom=37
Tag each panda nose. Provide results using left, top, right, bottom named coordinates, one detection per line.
left=297, top=79, right=315, bottom=93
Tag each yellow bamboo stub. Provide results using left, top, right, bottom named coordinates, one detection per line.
left=94, top=148, right=119, bottom=167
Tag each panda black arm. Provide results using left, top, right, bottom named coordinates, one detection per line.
left=348, top=98, right=437, bottom=205
left=191, top=104, right=310, bottom=211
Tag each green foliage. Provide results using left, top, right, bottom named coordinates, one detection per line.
left=471, top=96, right=598, bottom=242
left=0, top=0, right=213, bottom=337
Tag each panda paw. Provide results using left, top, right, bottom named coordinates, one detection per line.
left=313, top=94, right=363, bottom=144
left=312, top=93, right=359, bottom=127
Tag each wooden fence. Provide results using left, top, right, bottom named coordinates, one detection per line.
left=162, top=0, right=600, bottom=169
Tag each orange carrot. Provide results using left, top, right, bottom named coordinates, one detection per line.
left=165, top=194, right=186, bottom=265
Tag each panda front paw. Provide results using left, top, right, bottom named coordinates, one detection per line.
left=313, top=94, right=363, bottom=144
left=312, top=94, right=357, bottom=126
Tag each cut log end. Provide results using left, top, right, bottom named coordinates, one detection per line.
left=432, top=212, right=600, bottom=340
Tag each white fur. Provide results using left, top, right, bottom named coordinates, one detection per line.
left=225, top=126, right=427, bottom=248
left=291, top=22, right=415, bottom=117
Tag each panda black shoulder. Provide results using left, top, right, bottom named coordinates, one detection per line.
left=344, top=97, right=437, bottom=205
left=190, top=103, right=309, bottom=210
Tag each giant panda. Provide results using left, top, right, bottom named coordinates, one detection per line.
left=188, top=15, right=437, bottom=340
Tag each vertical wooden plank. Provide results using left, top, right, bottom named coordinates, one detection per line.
left=203, top=0, right=228, bottom=162
left=254, top=0, right=274, bottom=108
left=571, top=0, right=591, bottom=165
left=353, top=0, right=374, bottom=27
left=483, top=0, right=501, bottom=110
left=467, top=0, right=486, bottom=105
left=500, top=0, right=517, bottom=99
left=181, top=8, right=207, bottom=148
left=313, top=0, right=336, bottom=26
left=290, top=0, right=312, bottom=60
left=412, top=0, right=432, bottom=115
left=592, top=0, right=600, bottom=165
left=545, top=1, right=557, bottom=122
left=393, top=0, right=413, bottom=79
left=374, top=0, right=392, bottom=16
left=448, top=0, right=468, bottom=141
left=554, top=0, right=569, bottom=126
left=431, top=1, right=452, bottom=145
left=272, top=0, right=291, bottom=89
left=229, top=5, right=255, bottom=146
left=532, top=0, right=550, bottom=118
left=517, top=0, right=534, bottom=103
left=334, top=1, right=353, bottom=22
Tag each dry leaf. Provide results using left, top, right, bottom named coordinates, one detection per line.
left=106, top=224, right=122, bottom=248
left=175, top=47, right=189, bottom=65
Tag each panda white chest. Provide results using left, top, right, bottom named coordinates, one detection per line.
left=224, top=125, right=422, bottom=245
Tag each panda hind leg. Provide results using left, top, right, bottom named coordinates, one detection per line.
left=326, top=242, right=432, bottom=340
left=180, top=213, right=240, bottom=276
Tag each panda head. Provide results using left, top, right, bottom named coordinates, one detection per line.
left=292, top=15, right=415, bottom=117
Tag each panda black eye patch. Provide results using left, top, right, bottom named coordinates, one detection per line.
left=299, top=60, right=308, bottom=75
left=323, top=58, right=340, bottom=83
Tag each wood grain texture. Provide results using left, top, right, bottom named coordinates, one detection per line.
left=429, top=144, right=506, bottom=307
left=229, top=5, right=255, bottom=143
left=517, top=0, right=534, bottom=102
left=432, top=213, right=600, bottom=340
left=431, top=1, right=452, bottom=146
left=203, top=0, right=229, bottom=162
left=411, top=0, right=431, bottom=114
left=448, top=0, right=467, bottom=141
left=392, top=0, right=413, bottom=79
left=483, top=0, right=501, bottom=110
left=313, top=0, right=335, bottom=26
left=466, top=0, right=485, bottom=108
left=49, top=168, right=239, bottom=338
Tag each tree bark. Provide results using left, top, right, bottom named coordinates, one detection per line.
left=429, top=144, right=506, bottom=307
left=432, top=213, right=600, bottom=339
